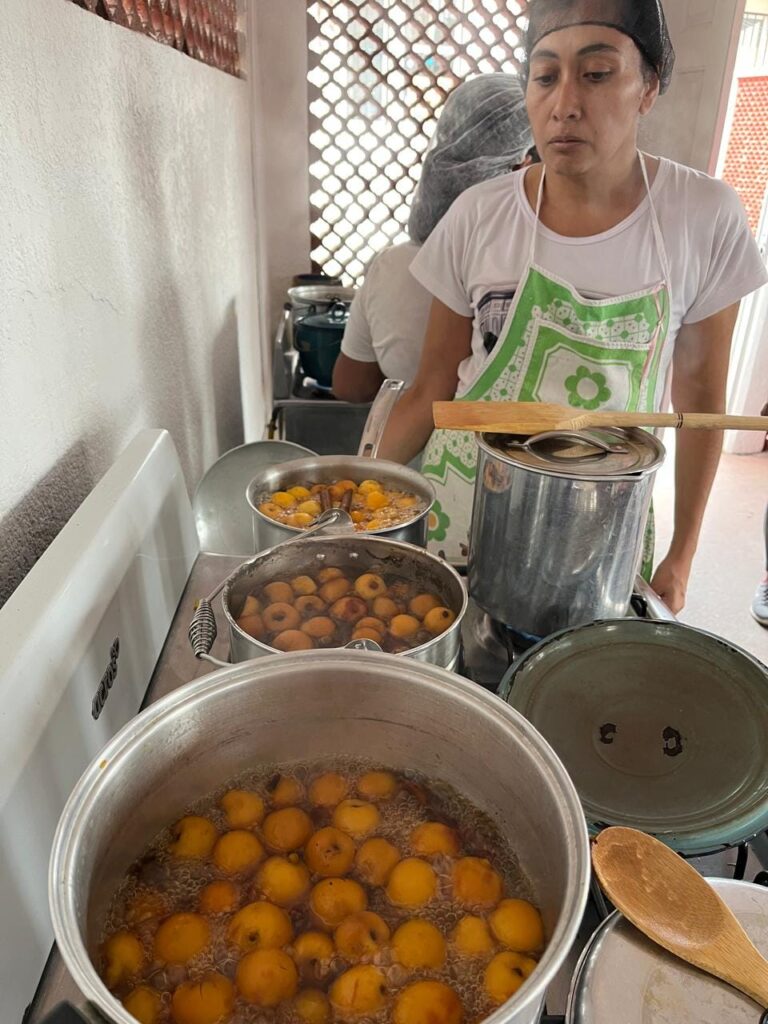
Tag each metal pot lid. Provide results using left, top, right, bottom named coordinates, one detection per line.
left=501, top=619, right=768, bottom=854
left=568, top=878, right=768, bottom=1023
left=299, top=305, right=350, bottom=330
left=479, top=428, right=665, bottom=479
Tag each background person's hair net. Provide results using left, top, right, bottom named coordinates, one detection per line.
left=524, top=0, right=675, bottom=93
left=408, top=74, right=532, bottom=244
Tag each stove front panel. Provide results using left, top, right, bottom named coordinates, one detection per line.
left=0, top=429, right=198, bottom=1021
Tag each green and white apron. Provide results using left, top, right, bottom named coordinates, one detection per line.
left=423, top=154, right=671, bottom=572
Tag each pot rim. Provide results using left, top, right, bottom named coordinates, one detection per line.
left=246, top=455, right=436, bottom=537
left=475, top=429, right=666, bottom=482
left=222, top=533, right=469, bottom=658
left=49, top=652, right=590, bottom=1024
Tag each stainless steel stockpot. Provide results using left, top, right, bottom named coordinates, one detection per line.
left=468, top=429, right=665, bottom=637
left=247, top=453, right=435, bottom=550
left=49, top=652, right=590, bottom=1024
left=189, top=531, right=467, bottom=670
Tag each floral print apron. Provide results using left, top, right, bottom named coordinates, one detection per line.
left=422, top=154, right=671, bottom=573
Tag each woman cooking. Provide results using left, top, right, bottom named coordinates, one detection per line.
left=378, top=0, right=767, bottom=613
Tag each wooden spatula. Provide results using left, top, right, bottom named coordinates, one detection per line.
left=433, top=401, right=768, bottom=435
left=592, top=826, right=768, bottom=1008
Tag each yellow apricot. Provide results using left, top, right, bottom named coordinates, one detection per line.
left=220, top=788, right=265, bottom=828
left=102, top=930, right=144, bottom=989
left=305, top=826, right=357, bottom=877
left=294, top=988, right=331, bottom=1024
left=288, top=486, right=312, bottom=500
left=334, top=911, right=390, bottom=958
left=356, top=770, right=398, bottom=801
left=272, top=492, right=297, bottom=509
left=386, top=858, right=437, bottom=908
left=227, top=900, right=293, bottom=952
left=484, top=951, right=537, bottom=1004
left=288, top=512, right=314, bottom=528
left=241, top=594, right=262, bottom=617
left=309, top=772, right=349, bottom=808
left=310, top=878, right=367, bottom=927
left=423, top=607, right=457, bottom=635
left=269, top=774, right=305, bottom=807
left=392, top=919, right=446, bottom=968
left=408, top=593, right=441, bottom=618
left=293, top=930, right=335, bottom=966
left=256, top=856, right=311, bottom=906
left=292, top=575, right=318, bottom=595
left=366, top=490, right=389, bottom=511
left=355, top=837, right=401, bottom=886
left=489, top=898, right=544, bottom=953
left=330, top=965, right=387, bottom=1016
left=199, top=879, right=239, bottom=915
left=212, top=829, right=264, bottom=875
left=410, top=822, right=461, bottom=858
left=154, top=913, right=210, bottom=965
left=168, top=816, right=218, bottom=860
left=262, top=807, right=314, bottom=852
left=259, top=501, right=284, bottom=521
left=372, top=596, right=400, bottom=620
left=451, top=915, right=494, bottom=955
left=170, top=973, right=234, bottom=1024
left=390, top=614, right=420, bottom=638
left=318, top=578, right=352, bottom=603
left=332, top=799, right=380, bottom=838
left=264, top=580, right=295, bottom=603
left=317, top=566, right=344, bottom=583
left=451, top=857, right=503, bottom=909
left=393, top=981, right=463, bottom=1024
left=298, top=500, right=323, bottom=516
left=123, top=986, right=161, bottom=1024
left=236, top=948, right=298, bottom=1006
left=358, top=480, right=383, bottom=494
left=354, top=573, right=387, bottom=600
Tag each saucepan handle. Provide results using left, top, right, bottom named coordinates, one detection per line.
left=358, top=378, right=404, bottom=458
left=633, top=575, right=677, bottom=622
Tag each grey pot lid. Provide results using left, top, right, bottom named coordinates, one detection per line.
left=478, top=428, right=665, bottom=479
left=502, top=619, right=768, bottom=854
left=568, top=878, right=768, bottom=1023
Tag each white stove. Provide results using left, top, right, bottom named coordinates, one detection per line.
left=5, top=431, right=768, bottom=1024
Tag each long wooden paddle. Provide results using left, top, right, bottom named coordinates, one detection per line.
left=592, top=827, right=768, bottom=1008
left=433, top=400, right=768, bottom=435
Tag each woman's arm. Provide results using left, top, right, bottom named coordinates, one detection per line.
left=650, top=301, right=739, bottom=612
left=333, top=353, right=385, bottom=403
left=377, top=298, right=473, bottom=464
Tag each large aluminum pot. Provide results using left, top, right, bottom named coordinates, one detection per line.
left=469, top=429, right=665, bottom=637
left=189, top=530, right=467, bottom=671
left=247, top=454, right=434, bottom=550
left=50, top=652, right=590, bottom=1024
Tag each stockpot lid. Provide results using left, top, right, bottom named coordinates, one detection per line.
left=568, top=878, right=768, bottom=1023
left=478, top=428, right=665, bottom=480
left=500, top=619, right=768, bottom=855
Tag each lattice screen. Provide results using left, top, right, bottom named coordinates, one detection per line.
left=307, top=0, right=528, bottom=286
left=66, top=0, right=241, bottom=76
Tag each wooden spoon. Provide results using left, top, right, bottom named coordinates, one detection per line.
left=433, top=400, right=768, bottom=436
left=592, top=826, right=768, bottom=1008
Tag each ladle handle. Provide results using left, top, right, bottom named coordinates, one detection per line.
left=358, top=378, right=404, bottom=458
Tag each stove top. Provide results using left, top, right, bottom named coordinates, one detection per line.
left=10, top=430, right=768, bottom=1024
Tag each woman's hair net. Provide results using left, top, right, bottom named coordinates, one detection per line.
left=408, top=73, right=532, bottom=244
left=524, top=0, right=675, bottom=93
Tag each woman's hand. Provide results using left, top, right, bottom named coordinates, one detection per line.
left=650, top=555, right=691, bottom=614
left=377, top=299, right=473, bottom=465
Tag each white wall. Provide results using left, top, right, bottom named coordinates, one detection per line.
left=251, top=0, right=312, bottom=337
left=0, top=0, right=266, bottom=605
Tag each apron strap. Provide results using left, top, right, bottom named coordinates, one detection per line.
left=639, top=152, right=672, bottom=287
left=528, top=165, right=546, bottom=266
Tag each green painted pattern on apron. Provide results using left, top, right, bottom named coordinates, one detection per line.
left=423, top=154, right=671, bottom=566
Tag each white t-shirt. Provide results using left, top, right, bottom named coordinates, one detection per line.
left=341, top=242, right=431, bottom=385
left=411, top=158, right=768, bottom=397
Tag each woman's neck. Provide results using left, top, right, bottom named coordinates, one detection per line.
left=526, top=150, right=660, bottom=238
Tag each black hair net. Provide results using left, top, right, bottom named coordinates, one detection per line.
left=524, top=0, right=675, bottom=94
left=408, top=74, right=532, bottom=244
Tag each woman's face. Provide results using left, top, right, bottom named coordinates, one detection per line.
left=525, top=24, right=659, bottom=177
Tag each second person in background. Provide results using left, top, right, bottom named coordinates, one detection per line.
left=332, top=74, right=533, bottom=403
